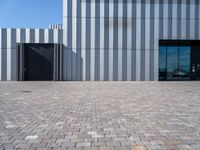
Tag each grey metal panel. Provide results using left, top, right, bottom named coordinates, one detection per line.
left=29, top=29, right=35, bottom=43
left=122, top=1, right=127, bottom=81
left=118, top=49, right=122, bottom=81
left=18, top=29, right=26, bottom=43
left=67, top=18, right=72, bottom=48
left=67, top=48, right=72, bottom=80
left=113, top=1, right=118, bottom=81
left=76, top=49, right=82, bottom=81
left=168, top=0, right=172, bottom=39
left=11, top=49, right=17, bottom=80
left=113, top=49, right=118, bottom=81
left=149, top=50, right=154, bottom=81
left=2, top=49, right=7, bottom=81
left=186, top=0, right=190, bottom=39
left=71, top=50, right=77, bottom=81
left=62, top=48, right=68, bottom=80
left=159, top=0, right=163, bottom=39
left=95, top=1, right=100, bottom=80
left=39, top=29, right=45, bottom=43
left=48, top=30, right=54, bottom=43
left=104, top=49, right=109, bottom=81
left=86, top=49, right=91, bottom=81
left=195, top=0, right=199, bottom=39
left=190, top=19, right=195, bottom=39
left=145, top=49, right=150, bottom=81
left=58, top=29, right=63, bottom=43
left=131, top=50, right=136, bottom=80
left=136, top=49, right=141, bottom=81
left=140, top=50, right=145, bottom=81
left=68, top=0, right=72, bottom=17
left=0, top=48, right=1, bottom=80
left=77, top=12, right=82, bottom=81
left=0, top=29, right=2, bottom=49
left=1, top=29, right=7, bottom=49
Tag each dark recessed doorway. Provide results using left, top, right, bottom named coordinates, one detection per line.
left=17, top=43, right=62, bottom=81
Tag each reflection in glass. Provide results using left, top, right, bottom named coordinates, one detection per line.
left=159, top=46, right=167, bottom=80
left=159, top=46, right=191, bottom=81
left=167, top=46, right=179, bottom=80
left=179, top=47, right=190, bottom=80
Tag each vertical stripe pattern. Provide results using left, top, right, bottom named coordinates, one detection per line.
left=0, top=28, right=62, bottom=81
left=1, top=0, right=200, bottom=81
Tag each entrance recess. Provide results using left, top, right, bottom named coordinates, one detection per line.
left=17, top=43, right=62, bottom=81
left=159, top=40, right=200, bottom=81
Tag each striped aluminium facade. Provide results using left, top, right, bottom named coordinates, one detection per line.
left=0, top=0, right=200, bottom=81
left=0, top=29, right=63, bottom=80
left=63, top=0, right=200, bottom=81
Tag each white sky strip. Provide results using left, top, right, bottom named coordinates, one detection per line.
left=6, top=29, right=12, bottom=80
left=154, top=0, right=159, bottom=81
left=136, top=0, right=141, bottom=81
left=109, top=0, right=114, bottom=81
left=145, top=0, right=150, bottom=81
left=81, top=2, right=86, bottom=81
left=35, top=29, right=40, bottom=43
left=127, top=0, right=132, bottom=81
left=72, top=0, right=77, bottom=51
left=100, top=0, right=104, bottom=81
left=90, top=1, right=95, bottom=80
left=44, top=29, right=49, bottom=43
left=118, top=1, right=123, bottom=81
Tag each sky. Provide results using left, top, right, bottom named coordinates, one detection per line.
left=0, top=0, right=62, bottom=28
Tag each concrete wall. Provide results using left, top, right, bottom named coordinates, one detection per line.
left=0, top=28, right=63, bottom=81
left=63, top=0, right=200, bottom=81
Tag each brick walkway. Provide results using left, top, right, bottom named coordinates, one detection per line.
left=0, top=82, right=200, bottom=150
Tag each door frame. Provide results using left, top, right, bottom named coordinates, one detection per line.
left=17, top=43, right=63, bottom=81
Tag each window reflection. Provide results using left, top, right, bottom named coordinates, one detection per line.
left=159, top=46, right=167, bottom=80
left=159, top=46, right=191, bottom=81
left=167, top=46, right=179, bottom=80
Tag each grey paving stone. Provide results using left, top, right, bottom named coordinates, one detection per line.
left=0, top=82, right=200, bottom=149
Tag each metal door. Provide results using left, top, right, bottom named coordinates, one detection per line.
left=17, top=43, right=62, bottom=81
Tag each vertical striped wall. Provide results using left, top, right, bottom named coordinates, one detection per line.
left=0, top=28, right=63, bottom=81
left=63, top=0, right=200, bottom=81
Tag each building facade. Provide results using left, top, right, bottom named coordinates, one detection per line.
left=1, top=0, right=200, bottom=81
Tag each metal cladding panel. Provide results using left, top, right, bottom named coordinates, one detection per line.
left=0, top=48, right=2, bottom=80
left=62, top=0, right=200, bottom=81
left=0, top=28, right=63, bottom=81
left=0, top=29, right=7, bottom=49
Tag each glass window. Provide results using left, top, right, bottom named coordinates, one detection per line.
left=159, top=45, right=191, bottom=81
left=167, top=46, right=179, bottom=80
left=179, top=46, right=190, bottom=80
left=159, top=46, right=167, bottom=81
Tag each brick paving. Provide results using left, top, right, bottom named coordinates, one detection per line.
left=0, top=82, right=200, bottom=150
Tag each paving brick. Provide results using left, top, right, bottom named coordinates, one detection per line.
left=0, top=82, right=200, bottom=149
left=76, top=142, right=91, bottom=147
